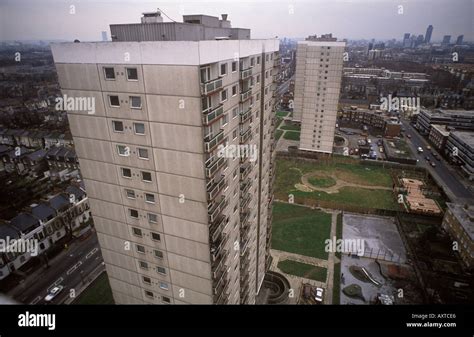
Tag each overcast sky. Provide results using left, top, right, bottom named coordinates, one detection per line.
left=0, top=0, right=472, bottom=42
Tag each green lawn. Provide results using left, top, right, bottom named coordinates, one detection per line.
left=274, top=158, right=397, bottom=210
left=272, top=202, right=332, bottom=259
left=276, top=110, right=289, bottom=118
left=277, top=259, right=327, bottom=282
left=335, top=213, right=343, bottom=259
left=275, top=129, right=284, bottom=140
left=73, top=272, right=114, bottom=305
left=283, top=130, right=300, bottom=141
left=308, top=176, right=337, bottom=188
left=280, top=124, right=301, bottom=131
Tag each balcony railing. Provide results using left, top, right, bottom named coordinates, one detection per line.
left=207, top=175, right=226, bottom=200
left=214, top=275, right=230, bottom=304
left=240, top=68, right=252, bottom=80
left=240, top=108, right=252, bottom=124
left=202, top=104, right=224, bottom=126
left=208, top=196, right=227, bottom=223
left=240, top=211, right=250, bottom=228
left=204, top=130, right=225, bottom=153
left=240, top=127, right=252, bottom=144
left=201, top=77, right=223, bottom=95
left=212, top=250, right=228, bottom=278
left=240, top=89, right=252, bottom=102
left=240, top=238, right=250, bottom=256
left=240, top=193, right=251, bottom=213
left=240, top=179, right=251, bottom=195
left=205, top=156, right=226, bottom=178
left=211, top=232, right=228, bottom=262
left=240, top=163, right=252, bottom=181
left=209, top=215, right=228, bottom=243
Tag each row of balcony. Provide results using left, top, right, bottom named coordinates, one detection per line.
left=240, top=179, right=251, bottom=195
left=205, top=156, right=226, bottom=179
left=240, top=127, right=252, bottom=144
left=240, top=88, right=252, bottom=102
left=201, top=77, right=223, bottom=96
left=214, top=271, right=230, bottom=304
left=202, top=104, right=224, bottom=126
left=240, top=107, right=252, bottom=124
left=240, top=163, right=252, bottom=181
left=208, top=196, right=227, bottom=223
left=204, top=130, right=225, bottom=153
left=211, top=231, right=228, bottom=263
left=240, top=67, right=253, bottom=80
left=209, top=214, right=228, bottom=244
left=207, top=175, right=226, bottom=200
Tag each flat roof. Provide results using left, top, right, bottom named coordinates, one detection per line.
left=451, top=131, right=474, bottom=148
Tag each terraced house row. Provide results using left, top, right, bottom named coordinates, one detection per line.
left=51, top=12, right=279, bottom=304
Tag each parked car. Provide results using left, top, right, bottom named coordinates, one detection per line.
left=426, top=145, right=431, bottom=150
left=45, top=286, right=64, bottom=302
left=314, top=287, right=324, bottom=303
left=417, top=147, right=423, bottom=153
left=425, top=156, right=430, bottom=161
left=431, top=162, right=437, bottom=167
left=407, top=134, right=412, bottom=139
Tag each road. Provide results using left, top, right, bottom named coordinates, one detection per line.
left=10, top=234, right=103, bottom=305
left=402, top=120, right=473, bottom=201
left=276, top=75, right=294, bottom=96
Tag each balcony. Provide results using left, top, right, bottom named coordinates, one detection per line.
left=240, top=211, right=250, bottom=228
left=211, top=232, right=228, bottom=262
left=201, top=77, right=223, bottom=96
left=240, top=127, right=252, bottom=144
left=240, top=163, right=252, bottom=181
left=240, top=68, right=252, bottom=80
left=212, top=249, right=228, bottom=279
left=205, top=156, right=226, bottom=178
left=240, top=89, right=252, bottom=102
left=207, top=175, right=226, bottom=200
left=204, top=130, right=225, bottom=153
left=208, top=196, right=227, bottom=223
left=240, top=179, right=251, bottom=195
left=240, top=193, right=252, bottom=213
left=209, top=215, right=228, bottom=243
left=214, top=274, right=230, bottom=304
left=240, top=108, right=252, bottom=124
left=240, top=238, right=250, bottom=257
left=202, top=104, right=224, bottom=126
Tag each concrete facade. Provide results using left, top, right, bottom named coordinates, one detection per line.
left=293, top=38, right=345, bottom=153
left=51, top=35, right=279, bottom=304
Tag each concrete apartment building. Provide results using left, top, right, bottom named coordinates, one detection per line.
left=51, top=12, right=279, bottom=304
left=442, top=203, right=474, bottom=269
left=445, top=131, right=474, bottom=181
left=292, top=34, right=345, bottom=153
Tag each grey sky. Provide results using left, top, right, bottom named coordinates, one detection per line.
left=1, top=0, right=472, bottom=42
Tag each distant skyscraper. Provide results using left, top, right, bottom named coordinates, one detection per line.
left=456, top=35, right=464, bottom=45
left=403, top=33, right=411, bottom=47
left=101, top=31, right=108, bottom=41
left=442, top=35, right=451, bottom=45
left=424, top=25, right=433, bottom=43
left=293, top=34, right=345, bottom=154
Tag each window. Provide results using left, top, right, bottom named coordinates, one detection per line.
left=220, top=89, right=228, bottom=103
left=143, top=276, right=151, bottom=285
left=159, top=282, right=169, bottom=290
left=132, top=227, right=142, bottom=237
left=138, top=148, right=149, bottom=159
left=136, top=244, right=145, bottom=254
left=130, top=96, right=142, bottom=109
left=250, top=57, right=255, bottom=67
left=145, top=193, right=155, bottom=203
left=157, top=266, right=166, bottom=275
left=233, top=129, right=237, bottom=140
left=232, top=85, right=237, bottom=97
left=125, top=189, right=135, bottom=199
left=200, top=67, right=211, bottom=83
left=104, top=67, right=115, bottom=80
left=148, top=213, right=158, bottom=223
left=231, top=61, right=237, bottom=72
left=109, top=95, right=120, bottom=107
left=121, top=167, right=132, bottom=178
left=112, top=120, right=124, bottom=132
left=126, top=67, right=138, bottom=81
left=257, top=56, right=260, bottom=65
left=141, top=171, right=152, bottom=182
left=256, top=75, right=260, bottom=83
left=134, top=123, right=145, bottom=135
left=129, top=209, right=139, bottom=218
left=117, top=145, right=129, bottom=156
left=154, top=250, right=164, bottom=259
left=222, top=113, right=228, bottom=126
left=145, top=290, right=154, bottom=298
left=162, top=296, right=171, bottom=304
left=139, top=261, right=149, bottom=270
left=232, top=107, right=238, bottom=118
left=151, top=232, right=161, bottom=241
left=220, top=63, right=227, bottom=76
